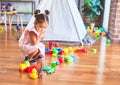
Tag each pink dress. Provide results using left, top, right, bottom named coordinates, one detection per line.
left=19, top=26, right=45, bottom=57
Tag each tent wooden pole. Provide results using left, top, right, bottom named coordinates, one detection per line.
left=78, top=0, right=80, bottom=11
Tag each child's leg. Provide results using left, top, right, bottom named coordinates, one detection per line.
left=32, top=50, right=40, bottom=59
left=27, top=49, right=39, bottom=59
left=37, top=58, right=43, bottom=78
left=32, top=50, right=44, bottom=60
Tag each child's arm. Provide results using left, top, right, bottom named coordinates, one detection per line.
left=38, top=32, right=45, bottom=41
left=29, top=31, right=39, bottom=45
left=29, top=31, right=45, bottom=45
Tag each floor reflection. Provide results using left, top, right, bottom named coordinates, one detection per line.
left=96, top=37, right=106, bottom=85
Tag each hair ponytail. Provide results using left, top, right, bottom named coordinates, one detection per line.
left=34, top=9, right=41, bottom=17
left=45, top=10, right=50, bottom=16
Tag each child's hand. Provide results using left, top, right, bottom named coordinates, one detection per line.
left=39, top=33, right=45, bottom=41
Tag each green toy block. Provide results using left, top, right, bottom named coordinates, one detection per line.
left=50, top=61, right=56, bottom=69
left=47, top=68, right=55, bottom=74
left=42, top=66, right=51, bottom=71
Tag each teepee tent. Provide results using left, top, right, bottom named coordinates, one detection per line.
left=20, top=0, right=86, bottom=46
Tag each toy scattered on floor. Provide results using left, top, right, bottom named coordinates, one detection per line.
left=54, top=42, right=59, bottom=47
left=52, top=47, right=59, bottom=57
left=19, top=59, right=40, bottom=79
left=48, top=41, right=59, bottom=49
left=13, top=28, right=18, bottom=33
left=44, top=42, right=77, bottom=74
left=19, top=41, right=90, bottom=77
left=49, top=41, right=53, bottom=49
left=74, top=47, right=87, bottom=53
left=42, top=66, right=55, bottom=74
left=19, top=41, right=101, bottom=77
left=16, top=25, right=21, bottom=31
left=86, top=26, right=111, bottom=39
left=42, top=61, right=59, bottom=74
left=19, top=62, right=27, bottom=72
left=0, top=26, right=4, bottom=33
left=63, top=48, right=69, bottom=55
left=106, top=39, right=111, bottom=45
left=19, top=59, right=30, bottom=72
left=12, top=25, right=21, bottom=33
left=70, top=55, right=76, bottom=62
left=91, top=48, right=97, bottom=53
left=30, top=68, right=38, bottom=79
left=64, top=56, right=73, bottom=63
left=58, top=57, right=64, bottom=63
left=25, top=65, right=37, bottom=73
left=85, top=25, right=111, bottom=46
left=45, top=42, right=77, bottom=59
left=51, top=61, right=57, bottom=69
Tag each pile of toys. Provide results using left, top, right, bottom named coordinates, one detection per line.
left=42, top=42, right=88, bottom=74
left=86, top=26, right=111, bottom=45
left=19, top=59, right=42, bottom=79
left=12, top=25, right=21, bottom=34
left=0, top=3, right=17, bottom=14
left=19, top=60, right=38, bottom=79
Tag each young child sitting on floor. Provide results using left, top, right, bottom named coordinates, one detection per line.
left=19, top=9, right=50, bottom=64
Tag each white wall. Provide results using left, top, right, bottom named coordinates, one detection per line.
left=102, top=0, right=111, bottom=32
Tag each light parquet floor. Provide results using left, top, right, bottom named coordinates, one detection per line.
left=0, top=28, right=120, bottom=85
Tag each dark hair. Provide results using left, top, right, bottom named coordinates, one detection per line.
left=34, top=9, right=50, bottom=24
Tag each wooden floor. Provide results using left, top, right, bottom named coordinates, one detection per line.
left=0, top=28, right=120, bottom=85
